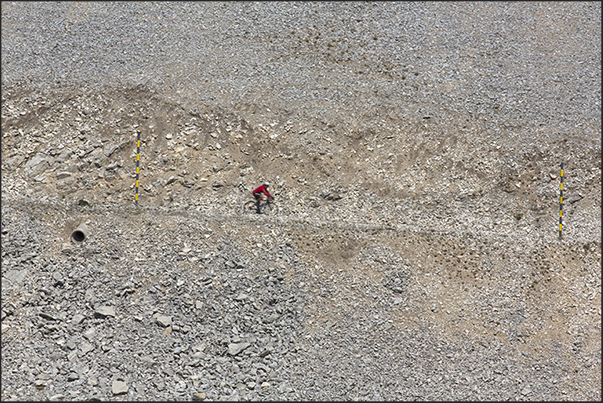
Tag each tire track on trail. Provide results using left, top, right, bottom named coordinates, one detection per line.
left=3, top=195, right=556, bottom=247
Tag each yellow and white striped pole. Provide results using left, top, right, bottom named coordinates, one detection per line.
left=135, top=131, right=140, bottom=207
left=559, top=162, right=563, bottom=239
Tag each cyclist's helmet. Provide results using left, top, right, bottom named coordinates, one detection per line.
left=263, top=181, right=270, bottom=186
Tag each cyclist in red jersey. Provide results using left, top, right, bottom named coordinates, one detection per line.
left=252, top=182, right=273, bottom=212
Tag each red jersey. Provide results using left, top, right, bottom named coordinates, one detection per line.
left=253, top=184, right=272, bottom=198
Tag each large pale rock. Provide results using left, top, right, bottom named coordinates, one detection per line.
left=24, top=153, right=52, bottom=177
left=228, top=342, right=251, bottom=356
left=112, top=379, right=128, bottom=395
left=95, top=306, right=116, bottom=317
left=155, top=314, right=172, bottom=327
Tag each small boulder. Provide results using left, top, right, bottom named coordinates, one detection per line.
left=112, top=379, right=128, bottom=395
left=228, top=342, right=251, bottom=356
left=94, top=306, right=116, bottom=318
left=155, top=314, right=172, bottom=327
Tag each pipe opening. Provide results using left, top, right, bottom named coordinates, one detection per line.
left=71, top=223, right=88, bottom=242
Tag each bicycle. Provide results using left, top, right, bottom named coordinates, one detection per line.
left=242, top=198, right=279, bottom=215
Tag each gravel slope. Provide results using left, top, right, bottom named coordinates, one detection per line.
left=2, top=2, right=601, bottom=401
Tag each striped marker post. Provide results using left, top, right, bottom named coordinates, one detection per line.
left=559, top=162, right=563, bottom=239
left=135, top=131, right=140, bottom=207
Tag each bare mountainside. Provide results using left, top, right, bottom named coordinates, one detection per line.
left=2, top=2, right=601, bottom=401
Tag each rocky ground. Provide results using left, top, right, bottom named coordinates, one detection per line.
left=2, top=2, right=601, bottom=401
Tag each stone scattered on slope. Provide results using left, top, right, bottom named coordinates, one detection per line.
left=94, top=306, right=116, bottom=318
left=112, top=379, right=128, bottom=395
left=228, top=342, right=251, bottom=356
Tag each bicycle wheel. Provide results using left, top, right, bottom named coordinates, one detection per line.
left=243, top=201, right=259, bottom=215
left=262, top=202, right=278, bottom=216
